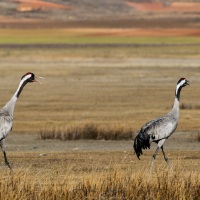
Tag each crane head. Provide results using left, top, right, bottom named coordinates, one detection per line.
left=21, top=72, right=44, bottom=84
left=177, top=78, right=190, bottom=88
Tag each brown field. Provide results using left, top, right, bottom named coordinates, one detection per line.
left=0, top=48, right=199, bottom=132
left=0, top=43, right=199, bottom=198
left=85, top=28, right=200, bottom=37
left=0, top=22, right=199, bottom=198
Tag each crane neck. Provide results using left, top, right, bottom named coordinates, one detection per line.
left=171, top=97, right=179, bottom=116
left=175, top=82, right=184, bottom=101
left=170, top=87, right=181, bottom=121
left=167, top=97, right=180, bottom=122
left=2, top=78, right=29, bottom=116
left=14, top=78, right=29, bottom=98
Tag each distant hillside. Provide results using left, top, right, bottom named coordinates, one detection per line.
left=0, top=0, right=200, bottom=28
left=0, top=0, right=132, bottom=21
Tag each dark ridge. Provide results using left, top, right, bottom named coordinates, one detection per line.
left=0, top=43, right=200, bottom=49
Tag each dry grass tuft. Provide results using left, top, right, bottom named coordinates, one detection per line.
left=72, top=171, right=199, bottom=199
left=0, top=165, right=199, bottom=199
left=180, top=103, right=200, bottom=110
left=197, top=131, right=200, bottom=142
left=38, top=123, right=136, bottom=140
left=189, top=131, right=200, bottom=142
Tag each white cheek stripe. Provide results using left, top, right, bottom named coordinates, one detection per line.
left=176, top=80, right=185, bottom=95
left=22, top=74, right=32, bottom=82
left=14, top=74, right=32, bottom=98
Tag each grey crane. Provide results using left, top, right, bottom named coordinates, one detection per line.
left=133, top=78, right=190, bottom=173
left=0, top=72, right=43, bottom=170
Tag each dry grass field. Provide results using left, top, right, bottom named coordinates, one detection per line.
left=0, top=129, right=199, bottom=199
left=0, top=28, right=199, bottom=199
left=0, top=42, right=199, bottom=133
left=0, top=151, right=199, bottom=199
left=1, top=133, right=200, bottom=199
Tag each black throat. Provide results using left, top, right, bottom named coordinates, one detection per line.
left=16, top=80, right=29, bottom=98
left=175, top=86, right=183, bottom=101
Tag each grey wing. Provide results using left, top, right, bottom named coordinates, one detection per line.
left=143, top=116, right=177, bottom=141
left=133, top=117, right=163, bottom=159
left=141, top=117, right=163, bottom=135
left=0, top=116, right=13, bottom=140
left=134, top=116, right=177, bottom=159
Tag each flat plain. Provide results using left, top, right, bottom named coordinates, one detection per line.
left=0, top=28, right=199, bottom=199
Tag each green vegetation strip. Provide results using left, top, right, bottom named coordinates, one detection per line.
left=0, top=29, right=200, bottom=44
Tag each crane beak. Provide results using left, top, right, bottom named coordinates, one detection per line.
left=185, top=80, right=190, bottom=86
left=34, top=76, right=45, bottom=84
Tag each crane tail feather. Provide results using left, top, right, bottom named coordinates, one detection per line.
left=133, top=130, right=151, bottom=159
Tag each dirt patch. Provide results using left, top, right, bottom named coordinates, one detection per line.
left=5, top=132, right=200, bottom=153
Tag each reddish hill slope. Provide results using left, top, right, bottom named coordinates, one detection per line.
left=14, top=0, right=72, bottom=12
left=125, top=1, right=200, bottom=12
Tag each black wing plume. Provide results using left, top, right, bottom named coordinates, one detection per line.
left=133, top=128, right=151, bottom=159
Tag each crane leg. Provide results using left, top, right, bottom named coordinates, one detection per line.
left=150, top=146, right=160, bottom=174
left=3, top=151, right=12, bottom=170
left=161, top=146, right=171, bottom=169
left=0, top=139, right=12, bottom=170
